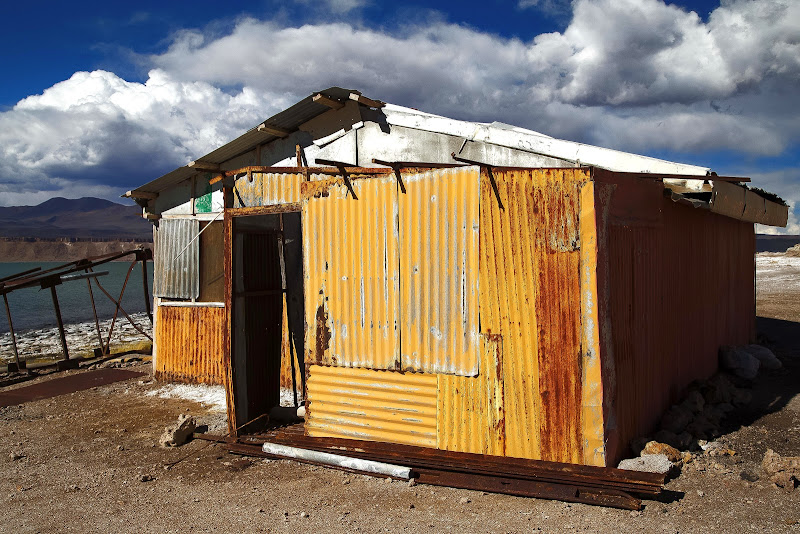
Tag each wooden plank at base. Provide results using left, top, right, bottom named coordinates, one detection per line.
left=255, top=432, right=664, bottom=495
left=227, top=440, right=641, bottom=510
left=415, top=468, right=641, bottom=510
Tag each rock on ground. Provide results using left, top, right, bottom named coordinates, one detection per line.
left=618, top=454, right=674, bottom=475
left=762, top=449, right=800, bottom=489
left=159, top=414, right=197, bottom=447
left=720, top=346, right=760, bottom=379
left=745, top=344, right=783, bottom=370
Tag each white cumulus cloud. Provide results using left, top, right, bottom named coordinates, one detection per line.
left=0, top=0, right=798, bottom=234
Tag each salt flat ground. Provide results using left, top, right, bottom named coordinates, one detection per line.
left=1, top=254, right=799, bottom=533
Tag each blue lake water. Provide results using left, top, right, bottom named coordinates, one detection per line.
left=0, top=261, right=154, bottom=333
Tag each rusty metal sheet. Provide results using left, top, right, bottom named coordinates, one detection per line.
left=232, top=172, right=304, bottom=208
left=305, top=364, right=437, bottom=447
left=154, top=304, right=225, bottom=384
left=398, top=167, right=481, bottom=376
left=602, top=181, right=756, bottom=466
left=0, top=369, right=145, bottom=408
left=578, top=181, right=609, bottom=467
left=303, top=175, right=400, bottom=370
left=154, top=218, right=199, bottom=299
left=479, top=168, right=588, bottom=463
left=437, top=333, right=504, bottom=455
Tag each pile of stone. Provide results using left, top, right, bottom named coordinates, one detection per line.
left=619, top=344, right=781, bottom=476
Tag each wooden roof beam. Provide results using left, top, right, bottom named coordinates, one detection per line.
left=188, top=161, right=221, bottom=172
left=124, top=190, right=158, bottom=200
left=313, top=93, right=345, bottom=110
left=257, top=123, right=291, bottom=137
left=349, top=93, right=385, bottom=109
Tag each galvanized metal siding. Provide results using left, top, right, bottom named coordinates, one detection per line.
left=233, top=172, right=304, bottom=208
left=399, top=167, right=480, bottom=376
left=306, top=365, right=437, bottom=447
left=478, top=168, right=588, bottom=463
left=154, top=305, right=225, bottom=384
left=303, top=176, right=400, bottom=370
left=154, top=219, right=199, bottom=299
left=605, top=186, right=756, bottom=465
left=437, top=334, right=504, bottom=455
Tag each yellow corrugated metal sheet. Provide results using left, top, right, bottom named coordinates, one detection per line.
left=233, top=172, right=303, bottom=208
left=303, top=176, right=400, bottom=370
left=478, top=168, right=588, bottom=463
left=154, top=305, right=225, bottom=384
left=437, top=334, right=504, bottom=455
left=306, top=364, right=437, bottom=447
left=399, top=167, right=480, bottom=376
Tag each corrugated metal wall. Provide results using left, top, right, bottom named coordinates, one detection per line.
left=478, top=168, right=588, bottom=463
left=306, top=364, right=437, bottom=447
left=602, top=174, right=756, bottom=465
left=154, top=219, right=199, bottom=299
left=303, top=176, right=401, bottom=370
left=233, top=172, right=303, bottom=208
left=154, top=305, right=225, bottom=384
left=437, top=334, right=505, bottom=455
left=399, top=168, right=480, bottom=376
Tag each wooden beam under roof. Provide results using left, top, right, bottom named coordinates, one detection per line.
left=313, top=93, right=345, bottom=110
left=188, top=161, right=221, bottom=172
left=124, top=190, right=158, bottom=200
left=257, top=123, right=291, bottom=137
left=349, top=93, right=385, bottom=108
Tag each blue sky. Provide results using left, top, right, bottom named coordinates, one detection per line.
left=1, top=0, right=798, bottom=233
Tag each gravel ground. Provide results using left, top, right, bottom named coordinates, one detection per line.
left=1, top=255, right=799, bottom=533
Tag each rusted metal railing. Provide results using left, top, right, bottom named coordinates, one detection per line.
left=1, top=248, right=153, bottom=371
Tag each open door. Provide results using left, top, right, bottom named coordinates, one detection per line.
left=226, top=210, right=305, bottom=434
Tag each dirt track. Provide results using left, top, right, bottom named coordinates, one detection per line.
left=1, top=256, right=799, bottom=533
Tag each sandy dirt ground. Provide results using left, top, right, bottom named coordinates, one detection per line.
left=1, top=254, right=799, bottom=533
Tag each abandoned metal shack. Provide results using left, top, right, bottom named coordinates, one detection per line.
left=126, top=87, right=788, bottom=468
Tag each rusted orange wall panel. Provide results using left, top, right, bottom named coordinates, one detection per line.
left=154, top=305, right=225, bottom=384
left=437, top=334, right=505, bottom=455
left=479, top=168, right=589, bottom=463
left=602, top=174, right=756, bottom=465
left=303, top=176, right=401, bottom=370
left=306, top=364, right=437, bottom=447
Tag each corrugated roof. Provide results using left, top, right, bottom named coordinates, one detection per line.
left=127, top=87, right=360, bottom=195
left=128, top=87, right=712, bottom=197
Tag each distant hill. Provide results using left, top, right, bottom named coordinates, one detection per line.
left=0, top=197, right=152, bottom=240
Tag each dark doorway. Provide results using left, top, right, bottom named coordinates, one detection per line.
left=230, top=211, right=304, bottom=432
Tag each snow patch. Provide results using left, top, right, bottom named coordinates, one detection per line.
left=147, top=383, right=227, bottom=412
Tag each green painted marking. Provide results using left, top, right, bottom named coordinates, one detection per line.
left=196, top=183, right=212, bottom=213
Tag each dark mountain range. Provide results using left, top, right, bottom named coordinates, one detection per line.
left=0, top=197, right=152, bottom=240
left=757, top=234, right=800, bottom=253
